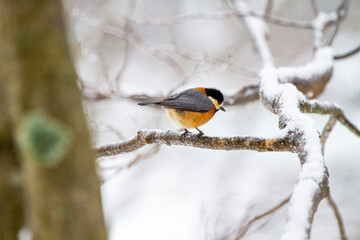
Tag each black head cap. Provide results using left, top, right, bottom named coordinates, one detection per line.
left=205, top=88, right=224, bottom=104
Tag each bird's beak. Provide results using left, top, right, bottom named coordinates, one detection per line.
left=220, top=106, right=226, bottom=112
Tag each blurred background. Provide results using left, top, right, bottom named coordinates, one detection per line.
left=65, top=0, right=360, bottom=239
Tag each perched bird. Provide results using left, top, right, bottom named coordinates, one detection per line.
left=138, top=87, right=225, bottom=135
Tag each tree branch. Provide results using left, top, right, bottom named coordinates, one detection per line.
left=94, top=129, right=294, bottom=158
left=300, top=100, right=360, bottom=137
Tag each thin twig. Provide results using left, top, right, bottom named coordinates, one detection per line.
left=320, top=115, right=337, bottom=148
left=334, top=45, right=360, bottom=60
left=126, top=9, right=313, bottom=29
left=228, top=66, right=258, bottom=78
left=224, top=84, right=259, bottom=105
left=327, top=17, right=340, bottom=47
left=242, top=10, right=313, bottom=29
left=328, top=0, right=349, bottom=46
left=99, top=145, right=160, bottom=183
left=125, top=11, right=236, bottom=25
left=234, top=195, right=291, bottom=239
left=327, top=194, right=347, bottom=240
left=167, top=62, right=201, bottom=95
left=310, top=0, right=319, bottom=15
left=265, top=0, right=273, bottom=15
left=114, top=22, right=130, bottom=85
left=104, top=125, right=125, bottom=140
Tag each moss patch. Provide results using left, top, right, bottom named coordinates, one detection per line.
left=18, top=112, right=72, bottom=167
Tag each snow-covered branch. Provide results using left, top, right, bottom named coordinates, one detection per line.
left=231, top=1, right=345, bottom=239
left=277, top=48, right=333, bottom=99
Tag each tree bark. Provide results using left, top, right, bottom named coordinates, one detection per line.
left=0, top=0, right=107, bottom=239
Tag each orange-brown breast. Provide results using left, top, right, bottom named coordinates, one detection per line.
left=165, top=106, right=216, bottom=128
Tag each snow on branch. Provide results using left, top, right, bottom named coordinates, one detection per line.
left=277, top=48, right=333, bottom=99
left=259, top=67, right=330, bottom=240
left=95, top=129, right=294, bottom=158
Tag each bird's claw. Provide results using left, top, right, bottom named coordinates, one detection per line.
left=195, top=128, right=204, bottom=136
left=180, top=129, right=190, bottom=137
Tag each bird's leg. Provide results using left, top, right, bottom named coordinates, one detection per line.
left=180, top=128, right=190, bottom=137
left=195, top=128, right=204, bottom=136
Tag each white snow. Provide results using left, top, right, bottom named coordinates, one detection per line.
left=280, top=179, right=317, bottom=240
left=312, top=11, right=338, bottom=49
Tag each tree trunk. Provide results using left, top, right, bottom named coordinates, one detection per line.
left=0, top=0, right=107, bottom=239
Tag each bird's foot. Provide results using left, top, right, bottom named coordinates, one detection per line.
left=180, top=128, right=190, bottom=137
left=195, top=128, right=204, bottom=136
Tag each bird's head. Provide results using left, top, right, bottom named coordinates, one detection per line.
left=205, top=88, right=225, bottom=112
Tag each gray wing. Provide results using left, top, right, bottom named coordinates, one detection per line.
left=158, top=89, right=213, bottom=112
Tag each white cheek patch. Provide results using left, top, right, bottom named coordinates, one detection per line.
left=208, top=96, right=222, bottom=110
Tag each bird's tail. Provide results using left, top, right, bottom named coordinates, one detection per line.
left=137, top=102, right=160, bottom=106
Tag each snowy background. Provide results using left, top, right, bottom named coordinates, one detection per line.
left=65, top=0, right=360, bottom=239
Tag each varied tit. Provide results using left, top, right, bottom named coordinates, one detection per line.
left=138, top=87, right=225, bottom=135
